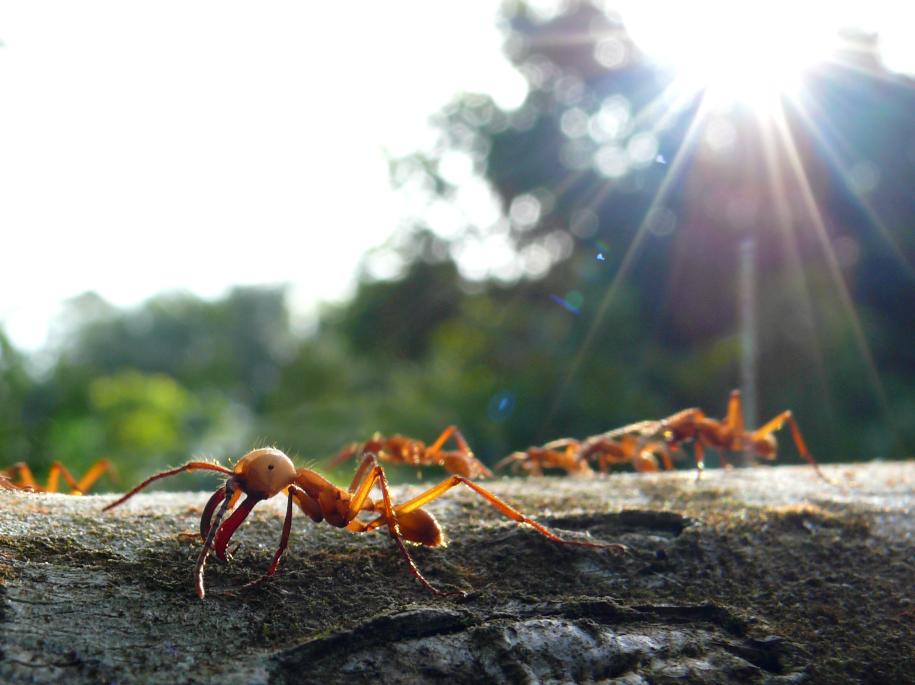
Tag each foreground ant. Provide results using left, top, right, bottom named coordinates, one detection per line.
left=496, top=424, right=675, bottom=477
left=103, top=448, right=622, bottom=599
left=656, top=389, right=828, bottom=481
left=1, top=459, right=116, bottom=494
left=330, top=425, right=493, bottom=479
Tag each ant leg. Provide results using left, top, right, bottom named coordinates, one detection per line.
left=631, top=451, right=660, bottom=473
left=725, top=389, right=745, bottom=434
left=646, top=442, right=675, bottom=471
left=500, top=450, right=547, bottom=477
left=427, top=426, right=492, bottom=479
left=552, top=439, right=590, bottom=476
left=329, top=443, right=360, bottom=469
left=692, top=441, right=705, bottom=481
left=494, top=452, right=524, bottom=472
left=347, top=453, right=376, bottom=493
left=102, top=461, right=235, bottom=511
left=2, top=463, right=38, bottom=490
left=754, top=411, right=829, bottom=481
left=46, top=462, right=84, bottom=493
left=75, top=459, right=117, bottom=493
left=426, top=426, right=460, bottom=454
left=347, top=455, right=459, bottom=596
left=242, top=485, right=307, bottom=589
left=437, top=425, right=492, bottom=478
left=366, top=476, right=627, bottom=552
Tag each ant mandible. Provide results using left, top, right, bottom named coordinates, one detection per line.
left=103, top=448, right=624, bottom=599
left=330, top=425, right=493, bottom=479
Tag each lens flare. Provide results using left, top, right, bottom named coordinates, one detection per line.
left=620, top=1, right=841, bottom=112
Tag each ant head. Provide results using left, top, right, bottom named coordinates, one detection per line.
left=234, top=448, right=297, bottom=499
left=751, top=434, right=777, bottom=460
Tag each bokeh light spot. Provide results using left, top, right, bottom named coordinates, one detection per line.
left=509, top=193, right=542, bottom=228
left=569, top=208, right=600, bottom=238
left=594, top=36, right=628, bottom=69
left=595, top=144, right=630, bottom=178
left=487, top=390, right=516, bottom=422
left=848, top=161, right=880, bottom=195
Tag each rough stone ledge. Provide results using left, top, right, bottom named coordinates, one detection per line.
left=0, top=461, right=911, bottom=684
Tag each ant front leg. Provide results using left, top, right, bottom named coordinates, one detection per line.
left=753, top=411, right=830, bottom=482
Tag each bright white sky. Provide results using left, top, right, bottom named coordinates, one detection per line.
left=2, top=1, right=913, bottom=351
left=0, top=1, right=526, bottom=349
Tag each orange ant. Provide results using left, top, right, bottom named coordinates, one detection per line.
left=1, top=459, right=116, bottom=494
left=496, top=438, right=595, bottom=477
left=496, top=423, right=675, bottom=477
left=330, top=425, right=493, bottom=479
left=656, top=389, right=829, bottom=481
left=578, top=430, right=676, bottom=474
left=103, top=448, right=623, bottom=599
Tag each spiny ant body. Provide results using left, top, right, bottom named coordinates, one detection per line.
left=330, top=425, right=492, bottom=479
left=104, top=447, right=623, bottom=599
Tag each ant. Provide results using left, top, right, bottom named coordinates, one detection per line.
left=103, top=448, right=623, bottom=599
left=330, top=425, right=493, bottom=479
left=655, top=389, right=829, bottom=481
left=578, top=430, right=676, bottom=474
left=496, top=423, right=675, bottom=477
left=496, top=438, right=595, bottom=477
left=1, top=459, right=116, bottom=494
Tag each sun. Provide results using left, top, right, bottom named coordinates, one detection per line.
left=619, top=1, right=840, bottom=112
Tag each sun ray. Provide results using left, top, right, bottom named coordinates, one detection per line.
left=787, top=94, right=915, bottom=283
left=773, top=105, right=903, bottom=453
left=543, top=91, right=713, bottom=429
left=756, top=108, right=839, bottom=427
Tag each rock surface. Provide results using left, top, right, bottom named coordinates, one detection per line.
left=0, top=461, right=912, bottom=684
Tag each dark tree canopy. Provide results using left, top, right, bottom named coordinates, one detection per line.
left=2, top=2, right=913, bottom=485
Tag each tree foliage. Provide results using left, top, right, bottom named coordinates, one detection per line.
left=2, top=2, right=913, bottom=485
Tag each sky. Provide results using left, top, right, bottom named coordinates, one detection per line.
left=2, top=1, right=913, bottom=352
left=0, top=1, right=526, bottom=349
